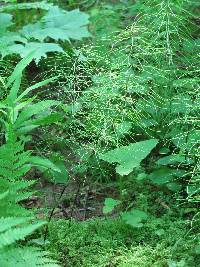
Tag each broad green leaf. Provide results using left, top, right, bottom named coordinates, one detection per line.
left=195, top=245, right=200, bottom=254
left=155, top=229, right=165, bottom=236
left=168, top=259, right=186, bottom=267
left=15, top=100, right=59, bottom=127
left=0, top=43, right=24, bottom=59
left=21, top=7, right=91, bottom=43
left=51, top=161, right=69, bottom=185
left=29, top=156, right=61, bottom=173
left=148, top=167, right=185, bottom=185
left=139, top=118, right=158, bottom=128
left=166, top=182, right=182, bottom=192
left=156, top=154, right=194, bottom=165
left=44, top=7, right=91, bottom=40
left=136, top=172, right=147, bottom=181
left=169, top=94, right=193, bottom=114
left=14, top=98, right=36, bottom=112
left=0, top=33, right=27, bottom=45
left=21, top=23, right=70, bottom=42
left=14, top=42, right=64, bottom=64
left=121, top=209, right=148, bottom=228
left=187, top=183, right=200, bottom=197
left=31, top=113, right=63, bottom=126
left=15, top=113, right=61, bottom=135
left=103, top=198, right=121, bottom=214
left=0, top=6, right=90, bottom=63
left=0, top=13, right=13, bottom=32
left=100, top=139, right=158, bottom=176
left=16, top=125, right=38, bottom=135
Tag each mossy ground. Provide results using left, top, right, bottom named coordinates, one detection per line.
left=47, top=215, right=200, bottom=267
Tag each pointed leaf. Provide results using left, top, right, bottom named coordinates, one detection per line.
left=16, top=76, right=59, bottom=102
left=29, top=156, right=61, bottom=173
left=100, top=139, right=158, bottom=176
left=6, top=51, right=36, bottom=88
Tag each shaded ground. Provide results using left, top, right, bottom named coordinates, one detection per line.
left=25, top=178, right=120, bottom=221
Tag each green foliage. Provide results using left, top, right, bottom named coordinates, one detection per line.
left=148, top=167, right=185, bottom=186
left=0, top=178, right=35, bottom=217
left=0, top=139, right=31, bottom=182
left=37, top=0, right=199, bottom=204
left=121, top=209, right=148, bottom=228
left=16, top=43, right=63, bottom=65
left=0, top=247, right=59, bottom=267
left=0, top=217, right=45, bottom=249
left=0, top=0, right=199, bottom=265
left=0, top=165, right=58, bottom=267
left=70, top=84, right=135, bottom=146
left=90, top=3, right=121, bottom=37
left=47, top=217, right=199, bottom=267
left=103, top=197, right=121, bottom=214
left=49, top=160, right=69, bottom=185
left=0, top=2, right=90, bottom=62
left=0, top=1, right=53, bottom=11
left=0, top=52, right=60, bottom=138
left=0, top=181, right=58, bottom=267
left=0, top=54, right=61, bottom=266
left=100, top=139, right=158, bottom=176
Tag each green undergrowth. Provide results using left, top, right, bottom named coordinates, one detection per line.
left=0, top=0, right=199, bottom=266
left=47, top=216, right=200, bottom=267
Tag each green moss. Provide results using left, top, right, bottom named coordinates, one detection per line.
left=47, top=217, right=199, bottom=267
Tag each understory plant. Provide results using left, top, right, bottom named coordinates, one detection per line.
left=41, top=0, right=200, bottom=221
left=0, top=1, right=90, bottom=63
left=0, top=0, right=199, bottom=266
left=0, top=52, right=62, bottom=266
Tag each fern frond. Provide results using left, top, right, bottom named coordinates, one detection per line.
left=0, top=220, right=45, bottom=249
left=0, top=203, right=31, bottom=217
left=0, top=179, right=34, bottom=217
left=0, top=51, right=61, bottom=266
left=0, top=246, right=60, bottom=267
left=0, top=216, right=31, bottom=232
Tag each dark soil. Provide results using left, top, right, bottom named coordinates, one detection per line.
left=25, top=178, right=120, bottom=221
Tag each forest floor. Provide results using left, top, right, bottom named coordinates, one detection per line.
left=24, top=175, right=200, bottom=267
